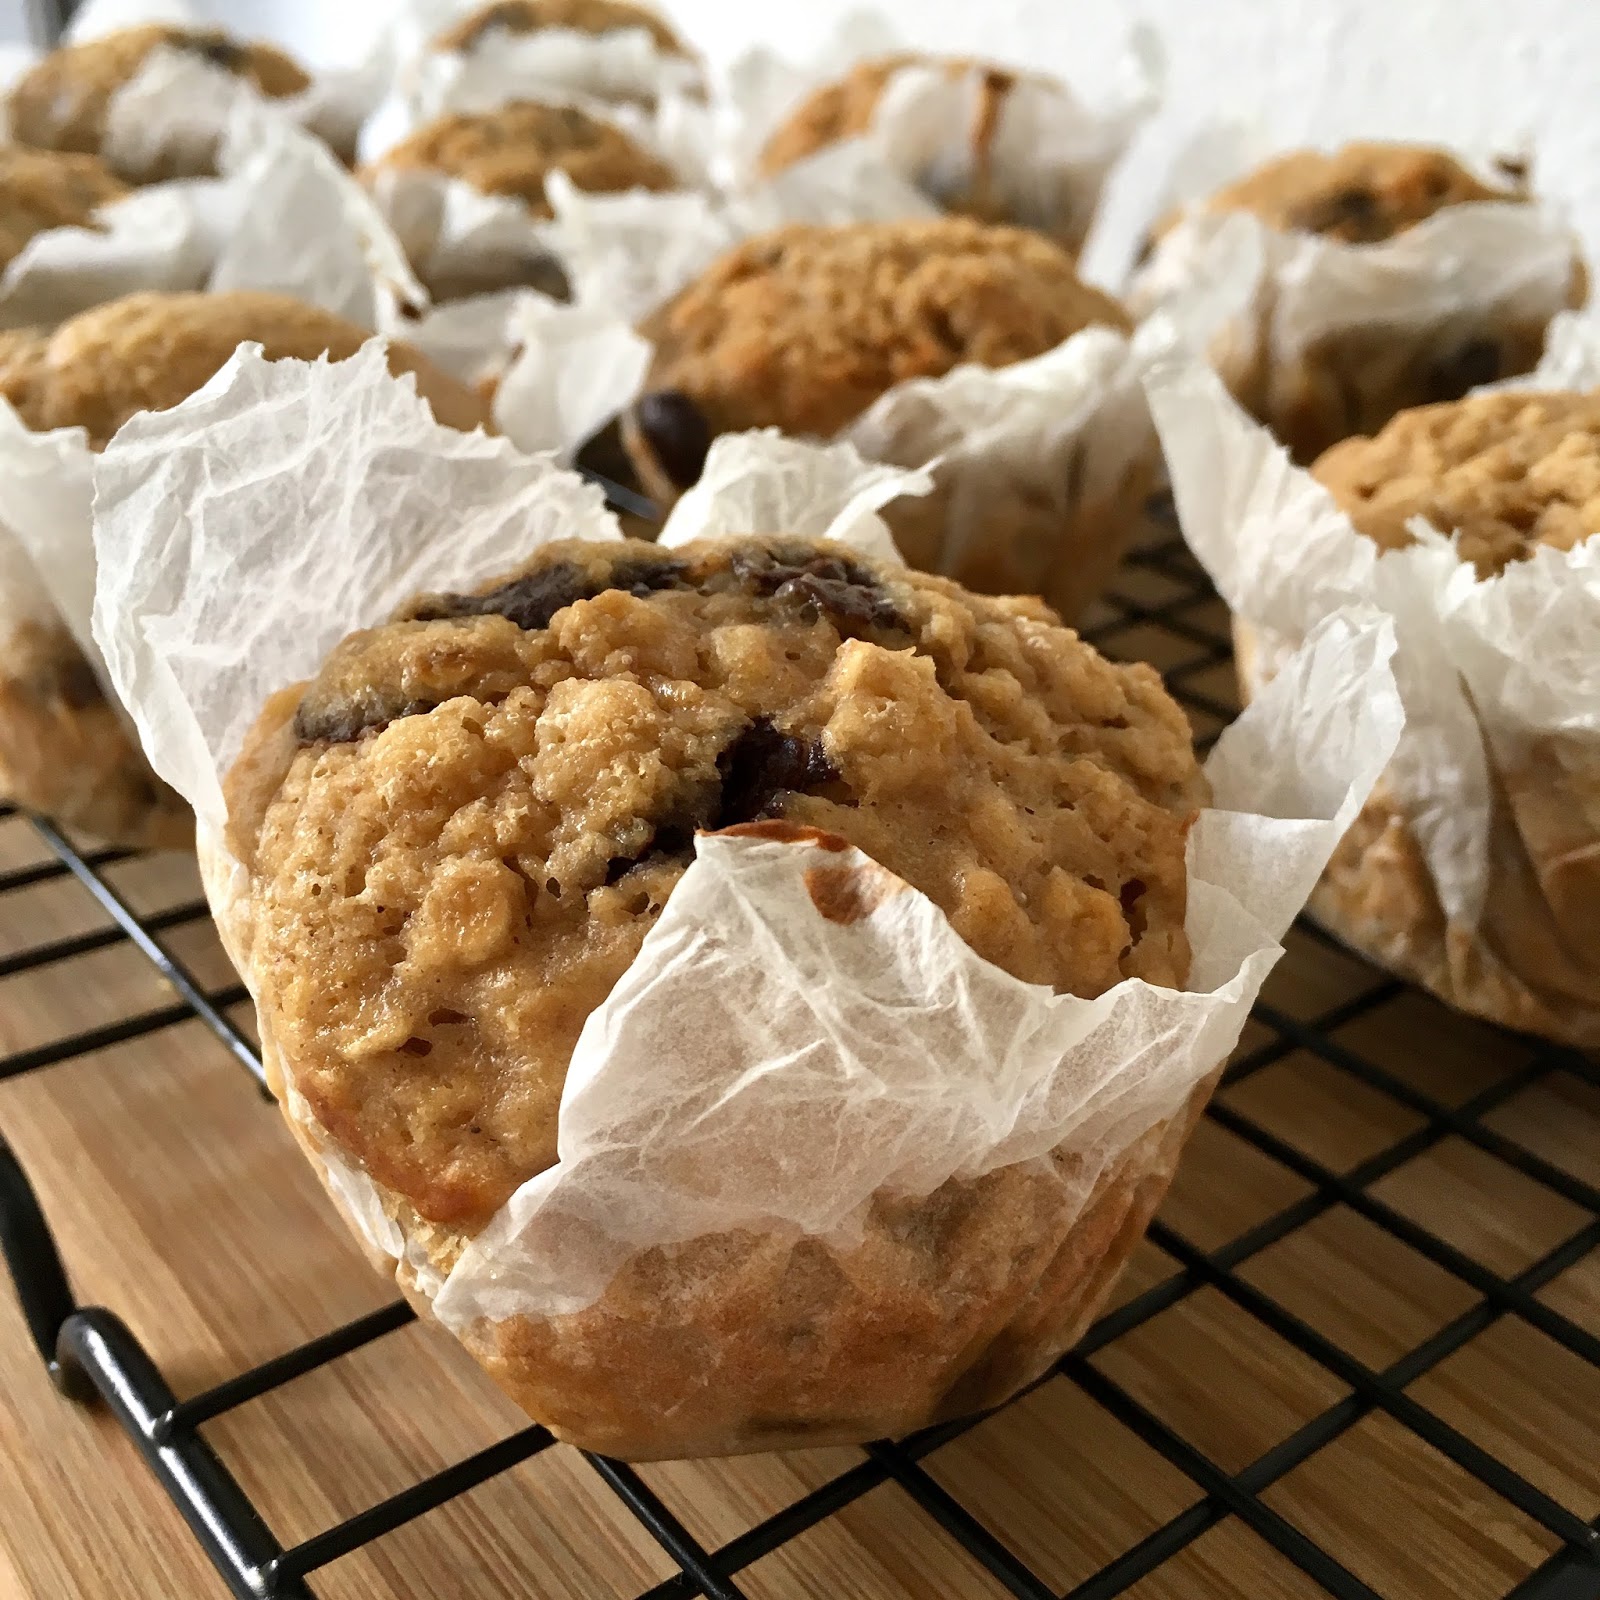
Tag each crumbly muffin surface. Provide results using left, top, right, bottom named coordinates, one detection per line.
left=634, top=217, right=1129, bottom=457
left=0, top=146, right=127, bottom=271
left=233, top=535, right=1205, bottom=1229
left=366, top=101, right=676, bottom=214
left=1314, top=389, right=1600, bottom=575
left=0, top=290, right=489, bottom=447
left=8, top=25, right=309, bottom=173
left=1203, top=141, right=1516, bottom=244
left=435, top=0, right=685, bottom=53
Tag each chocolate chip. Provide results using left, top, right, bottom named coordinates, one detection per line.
left=713, top=717, right=839, bottom=829
left=729, top=547, right=906, bottom=634
left=413, top=555, right=693, bottom=633
left=1294, top=185, right=1383, bottom=241
left=295, top=688, right=442, bottom=745
left=1425, top=338, right=1503, bottom=402
left=634, top=390, right=711, bottom=490
left=55, top=658, right=105, bottom=710
left=602, top=718, right=844, bottom=885
left=176, top=33, right=251, bottom=72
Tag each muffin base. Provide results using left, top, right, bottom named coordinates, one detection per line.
left=1236, top=617, right=1600, bottom=1047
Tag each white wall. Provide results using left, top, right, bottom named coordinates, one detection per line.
left=9, top=0, right=1598, bottom=280
left=657, top=0, right=1600, bottom=284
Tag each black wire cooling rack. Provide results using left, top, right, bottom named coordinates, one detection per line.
left=0, top=524, right=1597, bottom=1600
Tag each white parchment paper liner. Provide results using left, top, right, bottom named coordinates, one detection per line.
left=90, top=343, right=1401, bottom=1451
left=0, top=104, right=426, bottom=734
left=61, top=0, right=389, bottom=181
left=1148, top=347, right=1600, bottom=1046
left=727, top=10, right=1161, bottom=253
left=1128, top=180, right=1585, bottom=462
left=358, top=0, right=705, bottom=165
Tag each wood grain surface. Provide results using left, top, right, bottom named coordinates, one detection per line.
left=0, top=693, right=1596, bottom=1597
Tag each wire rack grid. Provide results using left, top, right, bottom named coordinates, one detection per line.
left=0, top=520, right=1596, bottom=1600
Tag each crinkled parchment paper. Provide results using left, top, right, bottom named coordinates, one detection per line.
left=69, top=0, right=388, bottom=178
left=0, top=105, right=425, bottom=708
left=1129, top=172, right=1585, bottom=461
left=91, top=343, right=1404, bottom=1353
left=358, top=0, right=704, bottom=165
left=497, top=179, right=1162, bottom=608
left=727, top=9, right=1160, bottom=253
left=1147, top=345, right=1600, bottom=1044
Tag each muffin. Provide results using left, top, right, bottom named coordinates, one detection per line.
left=0, top=146, right=128, bottom=273
left=363, top=100, right=677, bottom=301
left=757, top=54, right=1100, bottom=253
left=0, top=290, right=490, bottom=846
left=1238, top=388, right=1600, bottom=1045
left=621, top=216, right=1149, bottom=617
left=8, top=25, right=313, bottom=182
left=430, top=0, right=699, bottom=107
left=1186, top=142, right=1515, bottom=246
left=218, top=530, right=1209, bottom=1455
left=1134, top=141, right=1587, bottom=464
left=435, top=0, right=688, bottom=57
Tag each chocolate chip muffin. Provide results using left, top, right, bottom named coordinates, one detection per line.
left=1313, top=388, right=1600, bottom=574
left=757, top=54, right=1093, bottom=250
left=1136, top=141, right=1587, bottom=464
left=435, top=0, right=688, bottom=57
left=1193, top=141, right=1517, bottom=246
left=0, top=290, right=489, bottom=846
left=8, top=25, right=312, bottom=182
left=1238, top=388, right=1600, bottom=1045
left=0, top=288, right=489, bottom=446
left=220, top=531, right=1208, bottom=1454
left=363, top=100, right=677, bottom=300
left=0, top=146, right=128, bottom=273
left=623, top=217, right=1146, bottom=616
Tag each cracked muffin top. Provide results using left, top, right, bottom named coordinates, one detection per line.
left=0, top=146, right=128, bottom=271
left=0, top=290, right=490, bottom=448
left=435, top=0, right=687, bottom=55
left=226, top=534, right=1206, bottom=1229
left=364, top=100, right=677, bottom=214
left=625, top=217, right=1130, bottom=495
left=1313, top=388, right=1600, bottom=576
left=8, top=24, right=310, bottom=178
left=1199, top=141, right=1519, bottom=245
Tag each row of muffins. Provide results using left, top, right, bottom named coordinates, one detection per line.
left=0, top=4, right=1594, bottom=1061
left=0, top=2, right=1589, bottom=1462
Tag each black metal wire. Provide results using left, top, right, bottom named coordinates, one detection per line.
left=0, top=529, right=1596, bottom=1600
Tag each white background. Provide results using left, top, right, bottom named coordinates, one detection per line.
left=5, top=0, right=1597, bottom=279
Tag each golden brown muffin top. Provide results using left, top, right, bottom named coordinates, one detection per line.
left=0, top=145, right=128, bottom=271
left=8, top=25, right=310, bottom=173
left=636, top=217, right=1129, bottom=448
left=230, top=533, right=1205, bottom=1226
left=1201, top=140, right=1518, bottom=244
left=1314, top=389, right=1600, bottom=575
left=435, top=0, right=686, bottom=54
left=757, top=53, right=1027, bottom=179
left=364, top=100, right=676, bottom=214
left=0, top=290, right=489, bottom=448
